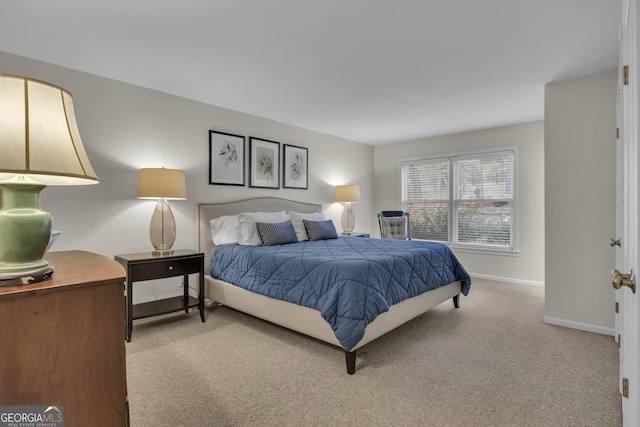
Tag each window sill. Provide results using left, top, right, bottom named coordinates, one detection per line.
left=413, top=239, right=519, bottom=256
left=450, top=245, right=519, bottom=257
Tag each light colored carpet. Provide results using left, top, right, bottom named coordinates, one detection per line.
left=126, top=279, right=621, bottom=426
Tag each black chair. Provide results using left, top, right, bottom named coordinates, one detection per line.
left=377, top=211, right=411, bottom=240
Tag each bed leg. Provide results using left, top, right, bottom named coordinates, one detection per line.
left=453, top=294, right=460, bottom=308
left=345, top=350, right=357, bottom=375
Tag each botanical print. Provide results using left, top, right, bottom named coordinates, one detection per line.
left=288, top=152, right=305, bottom=182
left=209, top=130, right=245, bottom=185
left=249, top=137, right=280, bottom=188
left=219, top=142, right=238, bottom=166
left=214, top=140, right=241, bottom=180
left=256, top=147, right=274, bottom=180
left=283, top=144, right=308, bottom=189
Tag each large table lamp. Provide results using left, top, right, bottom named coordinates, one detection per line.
left=334, top=184, right=360, bottom=235
left=137, top=168, right=186, bottom=256
left=0, top=74, right=99, bottom=285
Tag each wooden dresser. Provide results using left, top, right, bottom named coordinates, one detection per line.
left=0, top=250, right=129, bottom=427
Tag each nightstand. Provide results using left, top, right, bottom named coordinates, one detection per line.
left=115, top=249, right=205, bottom=342
left=340, top=232, right=370, bottom=238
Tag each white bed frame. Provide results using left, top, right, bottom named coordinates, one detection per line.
left=198, top=197, right=462, bottom=374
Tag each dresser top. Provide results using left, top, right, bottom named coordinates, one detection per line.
left=0, top=250, right=125, bottom=298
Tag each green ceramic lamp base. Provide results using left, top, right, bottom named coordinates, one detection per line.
left=0, top=178, right=53, bottom=285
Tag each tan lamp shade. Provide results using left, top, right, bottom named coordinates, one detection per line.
left=334, top=184, right=361, bottom=203
left=0, top=73, right=98, bottom=185
left=137, top=168, right=187, bottom=200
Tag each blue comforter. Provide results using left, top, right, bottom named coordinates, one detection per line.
left=210, top=238, right=471, bottom=351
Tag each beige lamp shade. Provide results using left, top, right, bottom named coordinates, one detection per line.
left=137, top=168, right=187, bottom=200
left=0, top=73, right=98, bottom=185
left=334, top=184, right=361, bottom=203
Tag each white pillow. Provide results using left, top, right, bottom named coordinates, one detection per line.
left=236, top=211, right=288, bottom=245
left=288, top=211, right=326, bottom=241
left=210, top=215, right=239, bottom=245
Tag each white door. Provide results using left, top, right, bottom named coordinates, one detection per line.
left=617, top=0, right=639, bottom=424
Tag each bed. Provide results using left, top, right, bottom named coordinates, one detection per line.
left=197, top=197, right=471, bottom=374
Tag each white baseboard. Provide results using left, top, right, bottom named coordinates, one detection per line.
left=469, top=274, right=614, bottom=336
left=543, top=316, right=615, bottom=336
left=470, top=273, right=545, bottom=287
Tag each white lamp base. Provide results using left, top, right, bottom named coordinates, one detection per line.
left=341, top=202, right=356, bottom=235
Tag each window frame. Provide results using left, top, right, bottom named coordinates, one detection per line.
left=401, top=146, right=518, bottom=255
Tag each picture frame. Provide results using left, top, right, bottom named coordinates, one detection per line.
left=209, top=130, right=245, bottom=186
left=283, top=144, right=308, bottom=189
left=249, top=137, right=280, bottom=189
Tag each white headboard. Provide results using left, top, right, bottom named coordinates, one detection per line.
left=197, top=197, right=322, bottom=268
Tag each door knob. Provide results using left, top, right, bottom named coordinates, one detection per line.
left=610, top=238, right=621, bottom=247
left=612, top=269, right=636, bottom=293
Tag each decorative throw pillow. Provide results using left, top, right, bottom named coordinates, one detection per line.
left=287, top=211, right=326, bottom=241
left=303, top=219, right=338, bottom=241
left=256, top=220, right=299, bottom=246
left=236, top=211, right=288, bottom=245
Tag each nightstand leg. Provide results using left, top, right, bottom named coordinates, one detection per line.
left=199, top=269, right=205, bottom=322
left=126, top=277, right=133, bottom=342
left=183, top=274, right=189, bottom=313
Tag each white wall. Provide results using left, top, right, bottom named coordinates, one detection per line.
left=373, top=121, right=545, bottom=286
left=544, top=69, right=617, bottom=334
left=1, top=50, right=618, bottom=334
left=1, top=50, right=375, bottom=302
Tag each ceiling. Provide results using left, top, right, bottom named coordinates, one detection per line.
left=0, top=1, right=621, bottom=145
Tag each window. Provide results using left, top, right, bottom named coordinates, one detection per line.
left=401, top=147, right=517, bottom=253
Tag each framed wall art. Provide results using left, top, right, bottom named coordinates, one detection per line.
left=249, top=137, right=280, bottom=189
left=209, top=130, right=245, bottom=186
left=283, top=144, right=308, bottom=189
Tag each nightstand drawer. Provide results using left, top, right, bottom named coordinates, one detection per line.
left=130, top=256, right=202, bottom=281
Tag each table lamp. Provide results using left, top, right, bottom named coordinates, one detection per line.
left=334, top=184, right=360, bottom=235
left=137, top=168, right=186, bottom=256
left=0, top=74, right=99, bottom=286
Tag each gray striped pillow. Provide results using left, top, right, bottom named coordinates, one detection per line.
left=255, top=220, right=299, bottom=246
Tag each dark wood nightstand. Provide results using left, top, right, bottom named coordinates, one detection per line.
left=114, top=249, right=205, bottom=342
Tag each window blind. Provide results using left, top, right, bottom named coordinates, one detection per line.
left=401, top=148, right=515, bottom=251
